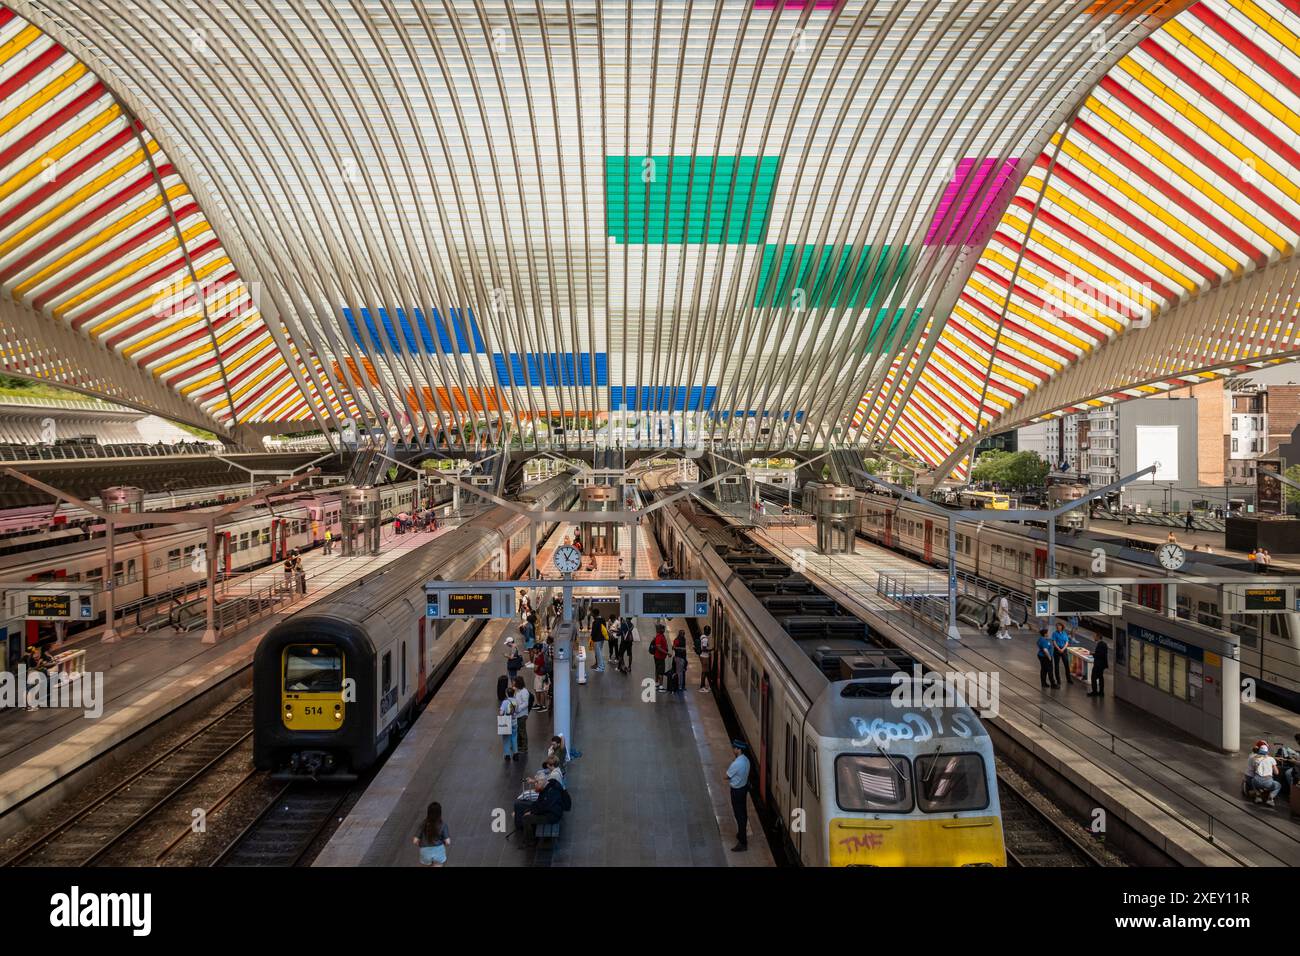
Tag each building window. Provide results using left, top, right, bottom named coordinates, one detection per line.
left=1233, top=438, right=1239, bottom=452
left=1232, top=417, right=1238, bottom=430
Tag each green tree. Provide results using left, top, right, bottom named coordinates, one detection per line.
left=970, top=450, right=1048, bottom=489
left=1284, top=464, right=1300, bottom=512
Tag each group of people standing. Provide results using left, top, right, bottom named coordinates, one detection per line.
left=281, top=550, right=307, bottom=595
left=1035, top=619, right=1109, bottom=697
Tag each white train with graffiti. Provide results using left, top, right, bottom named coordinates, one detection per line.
left=648, top=479, right=1005, bottom=867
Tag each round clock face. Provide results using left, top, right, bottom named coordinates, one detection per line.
left=1157, top=543, right=1186, bottom=571
left=553, top=545, right=582, bottom=574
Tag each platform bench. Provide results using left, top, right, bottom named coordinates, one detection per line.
left=532, top=822, right=561, bottom=845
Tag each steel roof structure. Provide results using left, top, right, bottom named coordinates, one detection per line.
left=2, top=0, right=1297, bottom=464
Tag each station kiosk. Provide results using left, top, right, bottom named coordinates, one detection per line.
left=810, top=483, right=856, bottom=554
left=342, top=487, right=382, bottom=556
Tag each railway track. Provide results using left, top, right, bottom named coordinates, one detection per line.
left=998, top=765, right=1114, bottom=867
left=211, top=784, right=354, bottom=867
left=3, top=695, right=255, bottom=867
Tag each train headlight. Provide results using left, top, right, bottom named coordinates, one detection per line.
left=284, top=704, right=293, bottom=720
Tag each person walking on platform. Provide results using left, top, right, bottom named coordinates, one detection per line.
left=1051, top=620, right=1074, bottom=686
left=995, top=595, right=1013, bottom=641
left=513, top=676, right=531, bottom=756
left=1036, top=628, right=1057, bottom=689
left=699, top=626, right=713, bottom=691
left=282, top=552, right=294, bottom=593
left=532, top=644, right=549, bottom=712
left=323, top=529, right=333, bottom=555
left=589, top=613, right=607, bottom=673
left=413, top=801, right=450, bottom=867
left=1184, top=511, right=1194, bottom=532
left=650, top=625, right=670, bottom=693
left=1088, top=635, right=1109, bottom=697
left=672, top=629, right=688, bottom=694
left=727, top=740, right=751, bottom=852
left=498, top=677, right=519, bottom=762
left=621, top=621, right=637, bottom=671
left=506, top=636, right=525, bottom=683
left=293, top=552, right=307, bottom=595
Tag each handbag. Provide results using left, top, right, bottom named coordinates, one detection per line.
left=496, top=714, right=513, bottom=735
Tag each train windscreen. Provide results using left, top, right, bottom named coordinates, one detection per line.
left=835, top=754, right=912, bottom=812
left=283, top=645, right=344, bottom=692
left=914, top=753, right=989, bottom=812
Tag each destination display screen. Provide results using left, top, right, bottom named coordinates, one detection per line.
left=26, top=594, right=71, bottom=618
left=1057, top=589, right=1101, bottom=614
left=446, top=592, right=493, bottom=616
left=643, top=591, right=687, bottom=616
left=1244, top=587, right=1287, bottom=611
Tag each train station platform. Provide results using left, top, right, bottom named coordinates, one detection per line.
left=1088, top=517, right=1300, bottom=571
left=316, top=522, right=776, bottom=867
left=748, top=524, right=1300, bottom=867
left=0, top=528, right=444, bottom=834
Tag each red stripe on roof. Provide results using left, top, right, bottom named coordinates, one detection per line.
left=1139, top=37, right=1300, bottom=173
left=0, top=42, right=65, bottom=102
left=0, top=166, right=166, bottom=284
left=3, top=126, right=138, bottom=223
left=1099, top=75, right=1299, bottom=238
left=1072, top=117, right=1263, bottom=265
left=1189, top=2, right=1300, bottom=91
left=0, top=84, right=109, bottom=175
left=68, top=235, right=220, bottom=330
left=31, top=203, right=198, bottom=312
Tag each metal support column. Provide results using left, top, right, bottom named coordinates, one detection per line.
left=202, top=521, right=219, bottom=645
left=947, top=516, right=960, bottom=641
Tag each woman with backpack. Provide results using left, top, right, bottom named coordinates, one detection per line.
left=498, top=679, right=519, bottom=762
left=617, top=617, right=636, bottom=673
left=672, top=630, right=688, bottom=694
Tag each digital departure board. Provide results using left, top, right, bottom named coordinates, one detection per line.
left=446, top=592, right=494, bottom=617
left=642, top=591, right=687, bottom=616
left=26, top=594, right=71, bottom=619
left=1057, top=589, right=1100, bottom=614
left=1244, top=587, right=1287, bottom=611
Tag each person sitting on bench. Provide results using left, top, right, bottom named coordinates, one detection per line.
left=514, top=774, right=566, bottom=847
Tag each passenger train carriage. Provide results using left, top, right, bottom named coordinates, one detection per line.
left=855, top=489, right=1300, bottom=707
left=0, top=480, right=427, bottom=648
left=252, top=475, right=573, bottom=779
left=648, top=478, right=1005, bottom=867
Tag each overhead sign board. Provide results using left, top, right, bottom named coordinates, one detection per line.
left=1033, top=583, right=1123, bottom=617
left=425, top=583, right=516, bottom=620
left=621, top=584, right=710, bottom=619
left=26, top=593, right=71, bottom=619
left=1224, top=583, right=1296, bottom=614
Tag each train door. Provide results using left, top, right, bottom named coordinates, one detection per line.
left=270, top=519, right=288, bottom=561
left=759, top=672, right=773, bottom=804
left=417, top=618, right=428, bottom=698
left=1137, top=583, right=1163, bottom=613
left=883, top=510, right=894, bottom=548
left=216, top=532, right=231, bottom=577
left=923, top=519, right=933, bottom=563
left=1033, top=547, right=1047, bottom=579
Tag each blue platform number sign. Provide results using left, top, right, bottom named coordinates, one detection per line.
left=1035, top=599, right=1049, bottom=617
left=80, top=604, right=92, bottom=619
left=426, top=594, right=439, bottom=619
left=695, top=590, right=709, bottom=617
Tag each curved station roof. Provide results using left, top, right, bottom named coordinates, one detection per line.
left=1, top=0, right=1298, bottom=469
